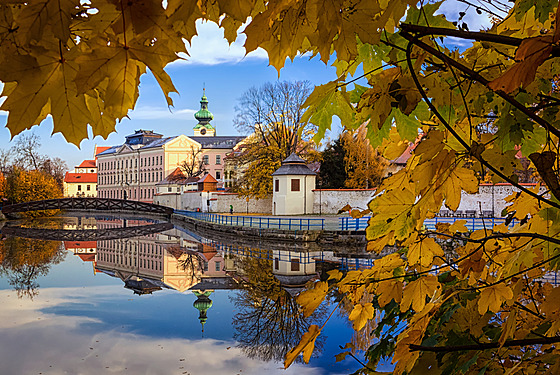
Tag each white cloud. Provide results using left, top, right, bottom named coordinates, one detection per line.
left=128, top=105, right=197, bottom=120
left=0, top=287, right=323, bottom=375
left=172, top=19, right=269, bottom=66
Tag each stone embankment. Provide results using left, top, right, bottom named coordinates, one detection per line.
left=171, top=213, right=366, bottom=252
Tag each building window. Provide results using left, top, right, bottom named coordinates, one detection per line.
left=275, top=179, right=279, bottom=192
left=168, top=187, right=172, bottom=192
left=77, top=185, right=82, bottom=191
left=216, top=171, right=221, bottom=180
left=86, top=185, right=90, bottom=191
left=203, top=261, right=208, bottom=272
left=216, top=155, right=221, bottom=164
left=291, top=258, right=300, bottom=272
left=215, top=261, right=221, bottom=271
left=275, top=257, right=279, bottom=270
left=291, top=179, right=300, bottom=192
left=203, top=155, right=209, bottom=165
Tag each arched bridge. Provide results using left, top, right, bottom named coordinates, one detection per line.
left=1, top=222, right=174, bottom=241
left=1, top=198, right=174, bottom=218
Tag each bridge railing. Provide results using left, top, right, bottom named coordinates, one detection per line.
left=340, top=216, right=519, bottom=231
left=175, top=210, right=325, bottom=231
left=1, top=197, right=173, bottom=216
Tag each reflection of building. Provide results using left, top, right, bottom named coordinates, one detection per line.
left=193, top=290, right=213, bottom=332
left=64, top=241, right=97, bottom=265
left=94, top=219, right=227, bottom=294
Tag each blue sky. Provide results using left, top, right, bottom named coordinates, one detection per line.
left=0, top=3, right=492, bottom=170
left=0, top=20, right=341, bottom=170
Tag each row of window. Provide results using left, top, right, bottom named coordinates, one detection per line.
left=99, top=170, right=163, bottom=185
left=99, top=188, right=156, bottom=200
left=98, top=251, right=163, bottom=271
left=202, top=155, right=221, bottom=165
left=99, top=155, right=164, bottom=171
left=76, top=184, right=93, bottom=191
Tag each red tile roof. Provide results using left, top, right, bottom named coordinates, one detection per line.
left=77, top=254, right=96, bottom=262
left=78, top=160, right=96, bottom=168
left=64, top=172, right=97, bottom=183
left=198, top=174, right=217, bottom=183
left=65, top=241, right=97, bottom=249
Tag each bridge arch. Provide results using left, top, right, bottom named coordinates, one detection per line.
left=1, top=198, right=174, bottom=218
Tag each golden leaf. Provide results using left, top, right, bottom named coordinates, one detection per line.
left=348, top=302, right=375, bottom=331
left=377, top=279, right=403, bottom=308
left=296, top=281, right=328, bottom=318
left=284, top=324, right=321, bottom=368
left=449, top=219, right=468, bottom=233
left=498, top=309, right=517, bottom=347
left=488, top=36, right=553, bottom=93
left=407, top=237, right=444, bottom=268
left=477, top=283, right=514, bottom=314
left=401, top=275, right=440, bottom=312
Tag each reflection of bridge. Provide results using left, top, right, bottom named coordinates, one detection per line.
left=1, top=222, right=174, bottom=241
left=1, top=198, right=174, bottom=217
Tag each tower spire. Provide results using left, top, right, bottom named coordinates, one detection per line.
left=194, top=88, right=215, bottom=136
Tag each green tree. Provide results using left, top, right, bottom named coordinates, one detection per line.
left=318, top=137, right=347, bottom=189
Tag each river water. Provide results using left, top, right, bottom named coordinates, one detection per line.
left=0, top=215, right=392, bottom=375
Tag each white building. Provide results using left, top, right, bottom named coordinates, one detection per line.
left=95, top=92, right=244, bottom=203
left=272, top=153, right=316, bottom=215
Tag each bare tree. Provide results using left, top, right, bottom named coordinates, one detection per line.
left=234, top=81, right=315, bottom=160
left=0, top=148, right=13, bottom=173
left=40, top=157, right=68, bottom=189
left=176, top=145, right=207, bottom=179
left=11, top=133, right=42, bottom=170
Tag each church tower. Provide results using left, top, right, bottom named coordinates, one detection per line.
left=193, top=89, right=216, bottom=137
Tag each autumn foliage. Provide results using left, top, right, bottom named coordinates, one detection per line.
left=5, top=168, right=62, bottom=216
left=3, top=0, right=560, bottom=373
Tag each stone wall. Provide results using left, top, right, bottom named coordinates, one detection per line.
left=312, top=184, right=543, bottom=217
left=213, top=193, right=272, bottom=214
left=451, top=183, right=545, bottom=217
left=180, top=191, right=272, bottom=214
left=313, top=189, right=377, bottom=214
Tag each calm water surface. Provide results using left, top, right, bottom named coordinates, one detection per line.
left=0, top=215, right=392, bottom=375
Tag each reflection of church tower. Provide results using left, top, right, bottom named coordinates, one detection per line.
left=193, top=290, right=214, bottom=333
left=193, top=89, right=216, bottom=137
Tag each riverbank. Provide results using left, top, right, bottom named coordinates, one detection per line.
left=171, top=212, right=367, bottom=251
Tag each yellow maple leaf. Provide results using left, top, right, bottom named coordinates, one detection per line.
left=377, top=279, right=403, bottom=308
left=368, top=188, right=418, bottom=240
left=401, top=275, right=440, bottom=312
left=348, top=302, right=375, bottom=331
left=296, top=281, right=328, bottom=318
left=477, top=283, right=514, bottom=314
left=443, top=166, right=479, bottom=212
left=284, top=324, right=321, bottom=368
left=449, top=219, right=468, bottom=233
left=407, top=237, right=444, bottom=268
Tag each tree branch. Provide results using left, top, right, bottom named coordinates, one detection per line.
left=409, top=336, right=560, bottom=352
left=404, top=37, right=560, bottom=210
left=401, top=24, right=523, bottom=47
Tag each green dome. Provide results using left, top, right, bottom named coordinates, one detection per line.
left=193, top=290, right=213, bottom=330
left=194, top=93, right=214, bottom=125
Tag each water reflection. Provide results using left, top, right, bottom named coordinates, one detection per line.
left=0, top=236, right=65, bottom=299
left=0, top=215, right=378, bottom=373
